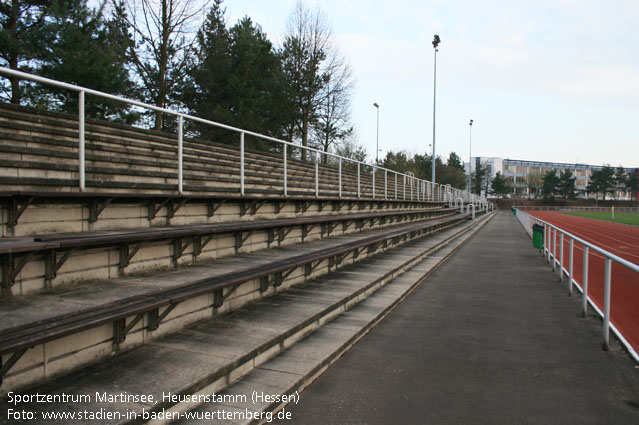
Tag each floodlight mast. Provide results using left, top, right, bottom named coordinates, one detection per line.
left=468, top=119, right=473, bottom=191
left=431, top=34, right=440, bottom=185
left=373, top=102, right=380, bottom=164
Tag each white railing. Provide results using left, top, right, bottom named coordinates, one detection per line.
left=514, top=208, right=639, bottom=362
left=0, top=67, right=487, bottom=205
left=515, top=206, right=639, bottom=213
left=0, top=67, right=486, bottom=205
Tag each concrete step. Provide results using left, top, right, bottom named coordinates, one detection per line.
left=0, top=212, right=496, bottom=424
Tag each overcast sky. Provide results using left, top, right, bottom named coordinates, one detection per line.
left=222, top=0, right=639, bottom=168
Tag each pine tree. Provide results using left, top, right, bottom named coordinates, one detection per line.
left=33, top=0, right=135, bottom=121
left=181, top=0, right=232, bottom=140
left=491, top=172, right=510, bottom=197
left=557, top=169, right=577, bottom=203
left=0, top=0, right=49, bottom=103
left=541, top=169, right=559, bottom=202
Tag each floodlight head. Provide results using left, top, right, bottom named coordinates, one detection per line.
left=432, top=34, right=441, bottom=48
left=373, top=102, right=379, bottom=108
left=470, top=119, right=473, bottom=126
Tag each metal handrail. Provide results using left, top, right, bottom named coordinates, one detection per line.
left=514, top=208, right=639, bottom=362
left=0, top=66, right=485, bottom=204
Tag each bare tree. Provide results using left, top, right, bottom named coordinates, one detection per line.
left=119, top=0, right=208, bottom=129
left=311, top=51, right=354, bottom=164
left=281, top=1, right=331, bottom=160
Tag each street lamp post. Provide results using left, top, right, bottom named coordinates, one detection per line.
left=468, top=119, right=473, bottom=192
left=374, top=102, right=379, bottom=164
left=431, top=34, right=440, bottom=185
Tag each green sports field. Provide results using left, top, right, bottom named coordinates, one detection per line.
left=564, top=211, right=639, bottom=226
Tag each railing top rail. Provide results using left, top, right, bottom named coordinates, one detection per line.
left=515, top=208, right=639, bottom=273
left=0, top=66, right=486, bottom=201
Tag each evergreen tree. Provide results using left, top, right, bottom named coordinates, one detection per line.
left=471, top=159, right=488, bottom=195
left=541, top=169, right=559, bottom=202
left=557, top=169, right=577, bottom=203
left=491, top=171, right=509, bottom=197
left=33, top=0, right=136, bottom=121
left=614, top=166, right=627, bottom=200
left=181, top=0, right=232, bottom=139
left=587, top=166, right=615, bottom=201
left=0, top=0, right=49, bottom=103
left=227, top=17, right=291, bottom=148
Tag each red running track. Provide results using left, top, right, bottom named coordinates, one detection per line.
left=530, top=211, right=639, bottom=357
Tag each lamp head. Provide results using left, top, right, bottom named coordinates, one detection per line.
left=432, top=34, right=441, bottom=48
left=470, top=119, right=473, bottom=126
left=373, top=102, right=379, bottom=108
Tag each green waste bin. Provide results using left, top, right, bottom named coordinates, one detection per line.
left=512, top=208, right=516, bottom=216
left=532, top=223, right=544, bottom=249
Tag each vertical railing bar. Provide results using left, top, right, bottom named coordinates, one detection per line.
left=177, top=115, right=183, bottom=194
left=372, top=166, right=376, bottom=199
left=283, top=145, right=287, bottom=196
left=384, top=170, right=387, bottom=200
left=78, top=90, right=85, bottom=192
left=582, top=245, right=589, bottom=317
left=559, top=232, right=564, bottom=281
left=403, top=175, right=406, bottom=200
left=357, top=162, right=361, bottom=198
left=338, top=158, right=342, bottom=199
left=552, top=228, right=556, bottom=272
left=568, top=238, right=574, bottom=295
left=315, top=156, right=319, bottom=198
left=240, top=132, right=245, bottom=196
left=394, top=173, right=397, bottom=200
left=602, top=258, right=612, bottom=350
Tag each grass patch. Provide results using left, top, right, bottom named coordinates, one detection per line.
left=565, top=211, right=639, bottom=226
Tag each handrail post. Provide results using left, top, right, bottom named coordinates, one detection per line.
left=403, top=175, right=406, bottom=200
left=602, top=258, right=612, bottom=350
left=582, top=245, right=589, bottom=316
left=372, top=166, right=376, bottom=199
left=559, top=232, right=564, bottom=281
left=315, top=156, right=319, bottom=198
left=78, top=90, right=85, bottom=192
left=240, top=132, right=245, bottom=195
left=552, top=228, right=557, bottom=272
left=357, top=162, right=361, bottom=198
left=384, top=170, right=388, bottom=199
left=283, top=145, right=287, bottom=196
left=394, top=173, right=397, bottom=200
left=177, top=115, right=183, bottom=194
left=568, top=238, right=574, bottom=295
left=338, top=158, right=342, bottom=198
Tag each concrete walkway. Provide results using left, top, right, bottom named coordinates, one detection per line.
left=275, top=211, right=639, bottom=425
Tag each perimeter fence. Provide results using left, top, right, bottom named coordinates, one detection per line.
left=513, top=208, right=639, bottom=363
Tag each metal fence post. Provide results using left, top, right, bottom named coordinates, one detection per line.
left=403, top=175, right=406, bottom=200
left=602, top=258, right=612, bottom=350
left=552, top=228, right=557, bottom=272
left=372, top=166, right=376, bottom=199
left=395, top=173, right=397, bottom=200
left=78, top=90, right=85, bottom=192
left=240, top=132, right=245, bottom=195
left=315, top=157, right=319, bottom=198
left=177, top=115, right=183, bottom=194
left=357, top=162, right=361, bottom=198
left=559, top=233, right=564, bottom=281
left=582, top=246, right=589, bottom=317
left=568, top=238, right=574, bottom=295
left=338, top=158, right=342, bottom=198
left=283, top=145, right=287, bottom=196
left=384, top=170, right=388, bottom=199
